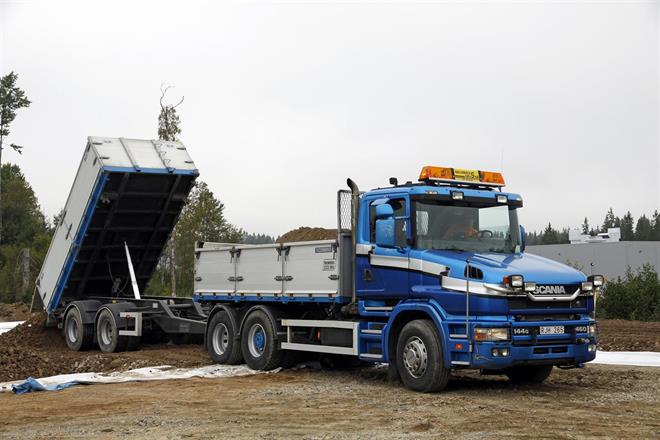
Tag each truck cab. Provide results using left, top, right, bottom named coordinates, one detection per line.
left=197, top=165, right=603, bottom=393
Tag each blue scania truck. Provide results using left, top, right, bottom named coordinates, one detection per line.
left=195, top=166, right=603, bottom=392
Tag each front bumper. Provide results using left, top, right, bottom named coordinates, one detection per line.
left=448, top=320, right=597, bottom=370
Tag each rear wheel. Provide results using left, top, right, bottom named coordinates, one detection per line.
left=505, top=365, right=553, bottom=384
left=207, top=311, right=243, bottom=364
left=241, top=310, right=283, bottom=371
left=63, top=307, right=94, bottom=351
left=96, top=308, right=128, bottom=353
left=396, top=319, right=450, bottom=393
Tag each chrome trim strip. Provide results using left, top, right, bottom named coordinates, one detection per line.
left=409, top=258, right=447, bottom=276
left=369, top=254, right=409, bottom=269
left=525, top=288, right=581, bottom=302
left=355, top=243, right=373, bottom=255
left=369, top=255, right=448, bottom=276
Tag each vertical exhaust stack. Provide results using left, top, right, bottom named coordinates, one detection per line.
left=347, top=178, right=360, bottom=304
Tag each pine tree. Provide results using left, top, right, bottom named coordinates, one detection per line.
left=601, top=208, right=617, bottom=232
left=158, top=85, right=183, bottom=142
left=634, top=214, right=652, bottom=241
left=581, top=217, right=590, bottom=235
left=0, top=72, right=31, bottom=244
left=541, top=223, right=559, bottom=244
left=147, top=182, right=243, bottom=296
left=0, top=164, right=51, bottom=303
left=157, top=85, right=184, bottom=295
left=620, top=211, right=634, bottom=241
left=652, top=210, right=660, bottom=241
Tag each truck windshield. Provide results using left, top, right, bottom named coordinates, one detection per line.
left=414, top=200, right=521, bottom=253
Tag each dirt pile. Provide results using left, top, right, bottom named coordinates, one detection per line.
left=597, top=319, right=660, bottom=352
left=277, top=227, right=337, bottom=243
left=0, top=303, right=32, bottom=321
left=0, top=313, right=209, bottom=382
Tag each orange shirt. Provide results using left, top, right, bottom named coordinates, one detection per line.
left=443, top=224, right=478, bottom=239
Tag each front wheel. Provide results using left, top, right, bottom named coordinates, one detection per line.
left=505, top=365, right=553, bottom=384
left=396, top=319, right=450, bottom=393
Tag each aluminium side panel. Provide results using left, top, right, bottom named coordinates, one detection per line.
left=235, top=244, right=282, bottom=295
left=283, top=240, right=339, bottom=298
left=194, top=247, right=236, bottom=295
left=90, top=137, right=197, bottom=172
left=37, top=144, right=104, bottom=312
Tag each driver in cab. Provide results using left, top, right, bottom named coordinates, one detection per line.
left=443, top=212, right=478, bottom=239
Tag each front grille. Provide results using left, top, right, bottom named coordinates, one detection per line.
left=508, top=296, right=588, bottom=311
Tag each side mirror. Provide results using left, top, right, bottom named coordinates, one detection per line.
left=375, top=204, right=395, bottom=247
left=520, top=225, right=526, bottom=252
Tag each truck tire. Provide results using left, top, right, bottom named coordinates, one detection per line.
left=396, top=319, right=450, bottom=393
left=207, top=311, right=243, bottom=364
left=96, top=308, right=128, bottom=353
left=241, top=309, right=283, bottom=371
left=63, top=307, right=95, bottom=351
left=505, top=365, right=553, bottom=384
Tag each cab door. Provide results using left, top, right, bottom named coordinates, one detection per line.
left=356, top=197, right=410, bottom=299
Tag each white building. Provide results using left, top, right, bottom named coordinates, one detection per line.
left=569, top=227, right=621, bottom=244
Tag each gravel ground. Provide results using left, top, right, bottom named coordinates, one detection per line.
left=0, top=364, right=658, bottom=439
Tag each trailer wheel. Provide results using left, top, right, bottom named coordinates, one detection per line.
left=207, top=311, right=243, bottom=364
left=241, top=310, right=283, bottom=371
left=96, top=308, right=128, bottom=353
left=63, top=307, right=95, bottom=351
left=505, top=365, right=553, bottom=384
left=396, top=319, right=450, bottom=393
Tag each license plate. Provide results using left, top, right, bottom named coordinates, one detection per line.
left=540, top=325, right=564, bottom=335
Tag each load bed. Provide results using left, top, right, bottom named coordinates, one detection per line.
left=36, top=137, right=198, bottom=314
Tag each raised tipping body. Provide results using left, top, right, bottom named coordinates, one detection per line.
left=37, top=137, right=204, bottom=353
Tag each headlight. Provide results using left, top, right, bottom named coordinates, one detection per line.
left=524, top=282, right=536, bottom=292
left=589, top=275, right=605, bottom=287
left=474, top=327, right=510, bottom=342
left=581, top=281, right=593, bottom=292
left=504, top=275, right=524, bottom=288
left=588, top=323, right=597, bottom=337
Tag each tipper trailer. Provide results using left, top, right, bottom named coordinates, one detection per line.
left=196, top=167, right=603, bottom=392
left=36, top=137, right=206, bottom=352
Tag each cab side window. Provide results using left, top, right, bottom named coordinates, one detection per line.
left=370, top=199, right=407, bottom=247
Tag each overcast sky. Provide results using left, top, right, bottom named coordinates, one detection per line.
left=0, top=0, right=658, bottom=237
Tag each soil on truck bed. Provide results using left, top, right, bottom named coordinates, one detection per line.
left=276, top=226, right=337, bottom=243
left=1, top=364, right=659, bottom=439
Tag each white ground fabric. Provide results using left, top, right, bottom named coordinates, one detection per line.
left=592, top=351, right=660, bottom=367
left=0, top=364, right=279, bottom=393
left=0, top=321, right=24, bottom=335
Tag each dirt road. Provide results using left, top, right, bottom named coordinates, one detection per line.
left=1, top=364, right=659, bottom=439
